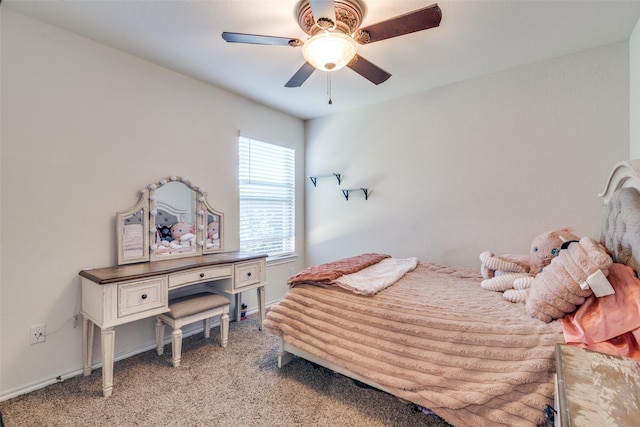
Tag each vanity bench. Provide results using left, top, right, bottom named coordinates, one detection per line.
left=156, top=291, right=231, bottom=368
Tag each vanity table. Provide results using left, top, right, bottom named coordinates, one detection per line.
left=80, top=251, right=267, bottom=397
left=81, top=176, right=269, bottom=397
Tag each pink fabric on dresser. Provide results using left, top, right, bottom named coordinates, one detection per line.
left=561, top=263, right=640, bottom=360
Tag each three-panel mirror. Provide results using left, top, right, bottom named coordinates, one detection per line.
left=116, top=176, right=223, bottom=265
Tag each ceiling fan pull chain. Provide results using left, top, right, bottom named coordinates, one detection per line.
left=327, top=72, right=333, bottom=105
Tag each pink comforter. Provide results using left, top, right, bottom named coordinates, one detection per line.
left=267, top=262, right=564, bottom=427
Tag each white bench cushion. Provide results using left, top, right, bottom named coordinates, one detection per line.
left=167, top=292, right=229, bottom=319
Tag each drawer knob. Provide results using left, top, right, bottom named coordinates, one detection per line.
left=141, top=294, right=148, bottom=300
left=200, top=273, right=205, bottom=278
left=247, top=272, right=252, bottom=277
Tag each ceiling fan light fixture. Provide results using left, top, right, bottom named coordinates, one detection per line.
left=302, top=32, right=357, bottom=72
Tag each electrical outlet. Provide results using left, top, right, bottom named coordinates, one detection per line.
left=289, top=267, right=295, bottom=275
left=30, top=324, right=46, bottom=344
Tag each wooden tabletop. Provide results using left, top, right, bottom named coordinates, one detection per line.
left=79, top=251, right=267, bottom=284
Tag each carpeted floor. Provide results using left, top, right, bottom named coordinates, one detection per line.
left=1, top=314, right=452, bottom=426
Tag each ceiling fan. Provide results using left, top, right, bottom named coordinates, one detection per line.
left=222, top=0, right=442, bottom=88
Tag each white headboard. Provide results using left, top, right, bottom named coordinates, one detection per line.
left=155, top=201, right=188, bottom=228
left=599, top=160, right=640, bottom=273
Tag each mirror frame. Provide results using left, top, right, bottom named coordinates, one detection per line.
left=116, top=176, right=224, bottom=265
left=116, top=188, right=150, bottom=265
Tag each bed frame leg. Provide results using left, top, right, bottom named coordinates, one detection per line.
left=277, top=338, right=294, bottom=368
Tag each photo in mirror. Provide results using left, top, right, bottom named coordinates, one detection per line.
left=121, top=210, right=144, bottom=259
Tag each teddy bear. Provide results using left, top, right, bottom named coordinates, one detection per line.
left=156, top=225, right=174, bottom=246
left=206, top=220, right=220, bottom=249
left=169, top=222, right=196, bottom=248
left=479, top=228, right=579, bottom=303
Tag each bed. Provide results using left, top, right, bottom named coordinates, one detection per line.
left=263, top=160, right=640, bottom=427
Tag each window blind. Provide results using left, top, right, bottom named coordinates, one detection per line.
left=239, top=136, right=295, bottom=257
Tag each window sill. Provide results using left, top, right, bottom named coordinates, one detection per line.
left=266, top=254, right=298, bottom=266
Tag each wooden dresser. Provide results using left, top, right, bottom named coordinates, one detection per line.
left=80, top=251, right=267, bottom=397
left=554, top=343, right=640, bottom=426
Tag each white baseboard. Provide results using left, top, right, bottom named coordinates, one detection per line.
left=0, top=317, right=219, bottom=402
left=0, top=303, right=278, bottom=402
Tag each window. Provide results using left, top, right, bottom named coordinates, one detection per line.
left=239, top=135, right=295, bottom=258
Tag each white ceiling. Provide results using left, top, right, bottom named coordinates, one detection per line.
left=4, top=0, right=640, bottom=120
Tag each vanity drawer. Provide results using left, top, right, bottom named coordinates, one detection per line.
left=168, top=266, right=232, bottom=289
left=118, top=277, right=167, bottom=318
left=234, top=261, right=263, bottom=289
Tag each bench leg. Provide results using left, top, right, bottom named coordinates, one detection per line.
left=220, top=311, right=229, bottom=348
left=171, top=328, right=183, bottom=368
left=155, top=318, right=165, bottom=356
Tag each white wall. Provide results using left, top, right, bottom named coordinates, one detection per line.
left=0, top=9, right=305, bottom=399
left=631, top=18, right=640, bottom=157
left=305, top=42, right=629, bottom=268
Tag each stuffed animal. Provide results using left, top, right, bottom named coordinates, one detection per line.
left=169, top=222, right=196, bottom=248
left=479, top=228, right=579, bottom=303
left=157, top=225, right=174, bottom=244
left=526, top=236, right=612, bottom=322
left=206, top=220, right=220, bottom=249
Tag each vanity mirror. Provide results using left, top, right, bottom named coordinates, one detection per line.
left=116, top=176, right=223, bottom=265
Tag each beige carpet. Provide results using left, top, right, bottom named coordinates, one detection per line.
left=1, top=314, right=452, bottom=426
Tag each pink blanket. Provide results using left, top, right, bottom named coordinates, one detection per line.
left=334, top=257, right=418, bottom=295
left=287, top=253, right=390, bottom=287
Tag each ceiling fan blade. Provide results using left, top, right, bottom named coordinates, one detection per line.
left=356, top=3, right=442, bottom=44
left=309, top=0, right=336, bottom=25
left=222, top=32, right=303, bottom=47
left=347, top=55, right=391, bottom=85
left=285, top=62, right=316, bottom=88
